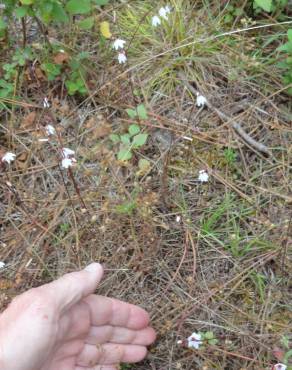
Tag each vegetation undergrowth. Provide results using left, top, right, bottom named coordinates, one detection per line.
left=0, top=0, right=291, bottom=369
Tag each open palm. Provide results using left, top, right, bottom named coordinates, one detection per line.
left=0, top=264, right=156, bottom=370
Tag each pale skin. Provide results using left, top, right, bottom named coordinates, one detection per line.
left=0, top=263, right=156, bottom=370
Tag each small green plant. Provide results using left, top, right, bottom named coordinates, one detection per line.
left=277, top=29, right=292, bottom=95
left=126, top=103, right=148, bottom=120
left=110, top=115, right=148, bottom=161
left=223, top=4, right=244, bottom=24
left=202, top=331, right=218, bottom=346
left=223, top=148, right=237, bottom=165
left=252, top=0, right=288, bottom=13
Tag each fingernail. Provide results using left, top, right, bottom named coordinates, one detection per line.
left=84, top=263, right=100, bottom=273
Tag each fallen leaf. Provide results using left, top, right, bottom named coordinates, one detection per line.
left=54, top=51, right=70, bottom=64
left=21, top=111, right=36, bottom=129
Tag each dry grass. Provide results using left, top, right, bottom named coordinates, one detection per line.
left=0, top=0, right=291, bottom=369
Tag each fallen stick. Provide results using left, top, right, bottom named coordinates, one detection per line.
left=178, top=71, right=271, bottom=156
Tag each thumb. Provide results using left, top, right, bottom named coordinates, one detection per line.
left=46, top=263, right=104, bottom=312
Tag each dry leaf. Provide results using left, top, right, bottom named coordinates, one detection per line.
left=21, top=111, right=36, bottom=129
left=85, top=116, right=112, bottom=138
left=54, top=51, right=69, bottom=64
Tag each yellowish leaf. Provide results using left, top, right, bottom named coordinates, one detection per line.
left=100, top=21, right=112, bottom=39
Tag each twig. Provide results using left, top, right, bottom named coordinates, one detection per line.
left=178, top=71, right=271, bottom=156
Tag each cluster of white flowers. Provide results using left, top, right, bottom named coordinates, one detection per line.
left=152, top=5, right=171, bottom=27
left=112, top=39, right=127, bottom=64
left=0, top=261, right=6, bottom=269
left=187, top=332, right=202, bottom=349
left=1, top=152, right=16, bottom=164
left=61, top=147, right=76, bottom=169
left=198, top=169, right=209, bottom=183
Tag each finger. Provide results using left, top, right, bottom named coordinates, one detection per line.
left=84, top=295, right=150, bottom=330
left=46, top=263, right=104, bottom=312
left=86, top=325, right=156, bottom=346
left=76, top=343, right=147, bottom=367
left=75, top=366, right=118, bottom=370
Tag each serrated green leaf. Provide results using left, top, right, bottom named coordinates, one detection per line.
left=66, top=0, right=91, bottom=14
left=126, top=108, right=137, bottom=119
left=128, top=124, right=140, bottom=136
left=132, top=133, right=148, bottom=148
left=117, top=148, right=132, bottom=161
left=137, top=104, right=148, bottom=120
left=78, top=16, right=94, bottom=29
left=254, top=0, right=272, bottom=12
left=109, top=134, right=120, bottom=143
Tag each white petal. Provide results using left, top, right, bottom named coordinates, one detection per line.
left=152, top=15, right=161, bottom=27
left=0, top=261, right=5, bottom=269
left=45, top=124, right=56, bottom=136
left=2, top=152, right=16, bottom=164
left=196, top=94, right=207, bottom=107
left=62, top=147, right=75, bottom=158
left=43, top=97, right=50, bottom=108
left=159, top=7, right=169, bottom=20
left=61, top=157, right=76, bottom=169
left=113, top=39, right=126, bottom=50
left=118, top=52, right=127, bottom=64
left=198, top=170, right=209, bottom=183
left=274, top=364, right=287, bottom=370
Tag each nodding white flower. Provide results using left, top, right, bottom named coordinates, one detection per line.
left=45, top=124, right=56, bottom=136
left=273, top=364, right=287, bottom=370
left=196, top=93, right=207, bottom=108
left=0, top=261, right=5, bottom=269
left=61, top=157, right=76, bottom=169
left=1, top=152, right=16, bottom=164
left=152, top=15, right=161, bottom=27
left=198, top=170, right=209, bottom=183
left=112, top=39, right=126, bottom=50
left=43, top=97, right=50, bottom=108
left=159, top=6, right=171, bottom=20
left=187, top=332, right=202, bottom=349
left=118, top=52, right=127, bottom=64
left=61, top=147, right=75, bottom=158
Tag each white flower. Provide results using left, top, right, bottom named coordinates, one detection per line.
left=0, top=261, right=5, bottom=269
left=196, top=93, right=207, bottom=108
left=187, top=332, right=202, bottom=349
left=62, top=147, right=75, bottom=158
left=45, top=124, right=56, bottom=136
left=176, top=215, right=181, bottom=223
left=118, top=52, right=127, bottom=64
left=198, top=170, right=209, bottom=183
left=2, top=152, right=16, bottom=164
left=112, top=39, right=126, bottom=50
left=159, top=6, right=171, bottom=20
left=273, top=364, right=287, bottom=370
left=61, top=157, right=76, bottom=169
left=152, top=15, right=161, bottom=27
left=43, top=97, right=50, bottom=108
left=38, top=138, right=49, bottom=142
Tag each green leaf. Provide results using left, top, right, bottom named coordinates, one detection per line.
left=128, top=124, right=140, bottom=136
left=52, top=3, right=69, bottom=23
left=0, top=18, right=7, bottom=30
left=92, top=0, right=109, bottom=5
left=209, top=339, right=218, bottom=345
left=78, top=16, right=94, bottom=29
left=126, top=108, right=137, bottom=119
left=120, top=134, right=131, bottom=145
left=117, top=148, right=132, bottom=161
left=66, top=0, right=91, bottom=14
left=20, top=0, right=34, bottom=4
left=204, top=331, right=214, bottom=340
left=288, top=29, right=292, bottom=42
left=109, top=134, right=120, bottom=143
left=132, top=133, right=148, bottom=148
left=278, top=42, right=292, bottom=53
left=137, top=104, right=148, bottom=120
left=116, top=200, right=136, bottom=214
left=15, top=6, right=28, bottom=18
left=254, top=0, right=272, bottom=12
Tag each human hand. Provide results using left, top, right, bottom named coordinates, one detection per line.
left=0, top=263, right=156, bottom=370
